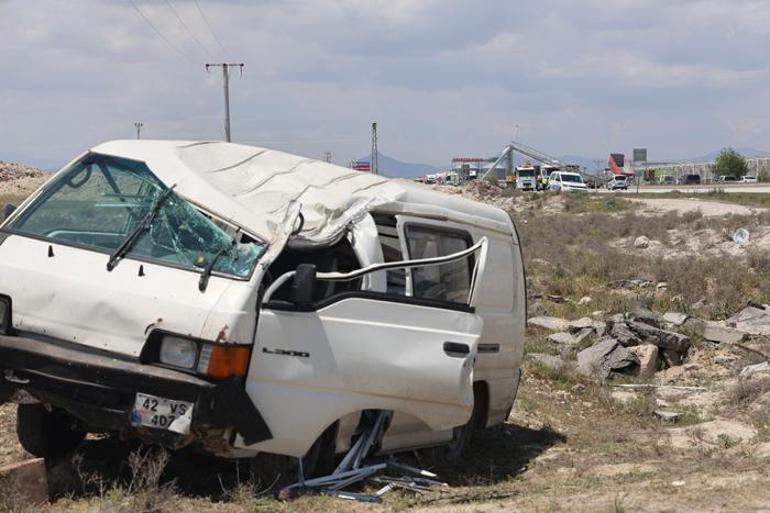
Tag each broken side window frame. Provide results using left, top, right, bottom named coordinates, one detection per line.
left=262, top=237, right=488, bottom=313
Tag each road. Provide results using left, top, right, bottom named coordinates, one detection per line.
left=601, top=183, right=770, bottom=194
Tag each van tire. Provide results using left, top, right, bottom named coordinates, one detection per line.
left=439, top=382, right=488, bottom=463
left=249, top=433, right=324, bottom=490
left=16, top=404, right=85, bottom=458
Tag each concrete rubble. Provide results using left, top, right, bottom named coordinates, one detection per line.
left=739, top=361, right=770, bottom=379
left=663, top=312, right=689, bottom=327
left=703, top=323, right=748, bottom=345
left=526, top=301, right=770, bottom=382
left=528, top=316, right=571, bottom=332
left=726, top=304, right=770, bottom=336
left=577, top=338, right=639, bottom=380
left=629, top=344, right=659, bottom=378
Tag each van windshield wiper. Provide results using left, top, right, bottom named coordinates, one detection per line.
left=106, top=186, right=176, bottom=272
left=198, top=244, right=232, bottom=292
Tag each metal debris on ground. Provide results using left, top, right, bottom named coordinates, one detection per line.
left=279, top=410, right=448, bottom=503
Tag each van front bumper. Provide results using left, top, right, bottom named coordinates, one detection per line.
left=0, top=334, right=272, bottom=447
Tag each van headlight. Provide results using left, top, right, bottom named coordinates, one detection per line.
left=151, top=333, right=252, bottom=380
left=0, top=295, right=11, bottom=335
left=159, top=335, right=198, bottom=369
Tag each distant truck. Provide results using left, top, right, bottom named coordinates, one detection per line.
left=515, top=165, right=537, bottom=191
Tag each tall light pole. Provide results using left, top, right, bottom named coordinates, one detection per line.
left=371, top=122, right=379, bottom=175
left=134, top=122, right=144, bottom=140
left=205, top=63, right=244, bottom=142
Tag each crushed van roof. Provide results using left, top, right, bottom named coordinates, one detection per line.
left=88, top=140, right=514, bottom=247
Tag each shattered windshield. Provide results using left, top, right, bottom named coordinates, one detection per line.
left=8, top=153, right=264, bottom=279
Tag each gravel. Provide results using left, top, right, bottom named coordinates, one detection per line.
left=0, top=161, right=49, bottom=197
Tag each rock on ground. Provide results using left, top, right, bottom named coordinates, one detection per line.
left=625, top=320, right=691, bottom=354
left=629, top=344, right=659, bottom=379
left=577, top=338, right=639, bottom=380
left=663, top=312, right=689, bottom=327
left=727, top=305, right=770, bottom=336
left=528, top=316, right=570, bottom=332
left=703, top=323, right=748, bottom=345
left=739, top=361, right=770, bottom=379
left=548, top=332, right=579, bottom=346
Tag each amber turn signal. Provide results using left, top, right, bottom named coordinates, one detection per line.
left=197, top=344, right=251, bottom=380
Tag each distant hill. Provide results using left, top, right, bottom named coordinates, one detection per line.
left=356, top=152, right=441, bottom=179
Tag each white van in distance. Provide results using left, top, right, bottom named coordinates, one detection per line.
left=548, top=171, right=588, bottom=192
left=0, top=141, right=526, bottom=474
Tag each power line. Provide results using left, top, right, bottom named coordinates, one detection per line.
left=128, top=0, right=196, bottom=65
left=163, top=0, right=214, bottom=59
left=192, top=0, right=231, bottom=59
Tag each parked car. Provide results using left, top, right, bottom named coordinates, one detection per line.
left=606, top=175, right=629, bottom=190
left=716, top=175, right=740, bottom=183
left=742, top=176, right=758, bottom=184
left=0, top=140, right=525, bottom=473
left=679, top=174, right=701, bottom=185
left=548, top=171, right=588, bottom=192
left=660, top=175, right=675, bottom=185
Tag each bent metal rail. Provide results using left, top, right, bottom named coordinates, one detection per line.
left=263, top=237, right=489, bottom=306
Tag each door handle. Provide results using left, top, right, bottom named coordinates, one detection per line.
left=443, top=342, right=470, bottom=357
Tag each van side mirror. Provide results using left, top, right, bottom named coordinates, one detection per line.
left=291, top=263, right=317, bottom=307
left=1, top=204, right=16, bottom=223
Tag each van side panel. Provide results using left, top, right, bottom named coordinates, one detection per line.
left=391, top=215, right=526, bottom=430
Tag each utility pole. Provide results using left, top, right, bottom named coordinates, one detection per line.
left=323, top=151, right=332, bottom=163
left=371, top=122, right=379, bottom=175
left=205, top=63, right=244, bottom=142
left=134, top=122, right=144, bottom=140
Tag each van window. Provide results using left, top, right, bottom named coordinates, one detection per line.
left=376, top=223, right=407, bottom=295
left=405, top=225, right=473, bottom=304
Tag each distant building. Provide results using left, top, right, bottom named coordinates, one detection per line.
left=350, top=160, right=371, bottom=172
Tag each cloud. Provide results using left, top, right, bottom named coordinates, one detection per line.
left=1, top=0, right=769, bottom=169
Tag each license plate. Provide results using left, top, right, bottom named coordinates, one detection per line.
left=130, top=393, right=194, bottom=435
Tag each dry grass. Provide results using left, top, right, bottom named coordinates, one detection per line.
left=636, top=190, right=770, bottom=209
left=517, top=206, right=770, bottom=320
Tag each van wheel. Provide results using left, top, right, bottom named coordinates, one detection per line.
left=16, top=404, right=85, bottom=458
left=438, top=383, right=487, bottom=463
left=249, top=435, right=323, bottom=490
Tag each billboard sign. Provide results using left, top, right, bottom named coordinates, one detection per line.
left=633, top=148, right=647, bottom=163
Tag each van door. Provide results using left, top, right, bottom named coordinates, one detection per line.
left=240, top=238, right=487, bottom=457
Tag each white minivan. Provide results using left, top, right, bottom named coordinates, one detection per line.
left=548, top=171, right=588, bottom=192
left=0, top=140, right=525, bottom=474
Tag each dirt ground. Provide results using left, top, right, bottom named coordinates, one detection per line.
left=628, top=197, right=765, bottom=217
left=3, top=182, right=770, bottom=512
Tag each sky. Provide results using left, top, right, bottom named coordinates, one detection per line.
left=1, top=0, right=769, bottom=170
